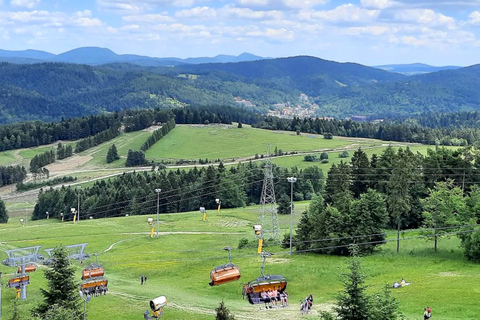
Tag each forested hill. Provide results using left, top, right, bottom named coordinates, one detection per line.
left=1, top=57, right=480, bottom=123
left=164, top=56, right=406, bottom=96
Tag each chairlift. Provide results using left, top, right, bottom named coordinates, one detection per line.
left=17, top=263, right=37, bottom=273
left=7, top=274, right=30, bottom=288
left=81, top=264, right=105, bottom=279
left=80, top=254, right=108, bottom=296
left=80, top=277, right=108, bottom=295
left=242, top=251, right=287, bottom=305
left=209, top=246, right=241, bottom=286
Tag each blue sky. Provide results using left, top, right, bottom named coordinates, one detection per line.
left=1, top=0, right=480, bottom=66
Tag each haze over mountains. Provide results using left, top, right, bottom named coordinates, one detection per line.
left=0, top=47, right=462, bottom=75
left=0, top=47, right=266, bottom=66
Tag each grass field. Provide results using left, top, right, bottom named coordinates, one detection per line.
left=145, top=124, right=360, bottom=161
left=0, top=124, right=471, bottom=319
left=0, top=202, right=479, bottom=320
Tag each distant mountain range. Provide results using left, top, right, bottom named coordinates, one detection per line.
left=374, top=63, right=461, bottom=75
left=0, top=54, right=479, bottom=123
left=0, top=47, right=464, bottom=75
left=0, top=47, right=266, bottom=66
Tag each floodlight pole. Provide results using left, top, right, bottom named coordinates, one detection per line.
left=155, top=189, right=161, bottom=237
left=287, top=177, right=297, bottom=255
left=77, top=186, right=81, bottom=223
left=24, top=203, right=27, bottom=227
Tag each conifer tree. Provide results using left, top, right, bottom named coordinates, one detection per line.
left=0, top=198, right=8, bottom=223
left=335, top=247, right=371, bottom=320
left=215, top=300, right=235, bottom=320
left=106, top=144, right=120, bottom=163
left=33, top=247, right=82, bottom=319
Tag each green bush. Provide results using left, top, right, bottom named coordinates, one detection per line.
left=339, top=150, right=349, bottom=158
left=238, top=238, right=249, bottom=249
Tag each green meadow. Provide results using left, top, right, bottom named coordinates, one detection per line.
left=0, top=202, right=479, bottom=320
left=0, top=124, right=472, bottom=319
left=145, top=124, right=358, bottom=161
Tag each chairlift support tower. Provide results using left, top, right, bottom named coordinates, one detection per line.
left=258, top=144, right=280, bottom=242
left=2, top=246, right=43, bottom=301
left=44, top=243, right=90, bottom=265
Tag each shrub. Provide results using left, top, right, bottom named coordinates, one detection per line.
left=339, top=150, right=349, bottom=158
left=238, top=238, right=249, bottom=249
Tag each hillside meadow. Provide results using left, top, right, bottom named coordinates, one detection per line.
left=0, top=124, right=459, bottom=219
left=0, top=202, right=479, bottom=320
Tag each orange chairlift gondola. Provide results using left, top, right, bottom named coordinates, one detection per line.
left=7, top=274, right=30, bottom=289
left=209, top=246, right=241, bottom=286
left=17, top=263, right=36, bottom=274
left=80, top=254, right=108, bottom=296
left=242, top=251, right=287, bottom=305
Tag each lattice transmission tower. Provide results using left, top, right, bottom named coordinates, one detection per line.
left=258, top=144, right=280, bottom=242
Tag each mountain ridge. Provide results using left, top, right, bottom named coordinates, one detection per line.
left=0, top=47, right=266, bottom=66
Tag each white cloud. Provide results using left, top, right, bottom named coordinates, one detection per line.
left=96, top=0, right=210, bottom=13
left=235, top=0, right=328, bottom=9
left=10, top=0, right=40, bottom=9
left=71, top=17, right=103, bottom=27
left=360, top=0, right=392, bottom=9
left=246, top=27, right=294, bottom=41
left=123, top=13, right=175, bottom=23
left=298, top=4, right=379, bottom=23
left=175, top=6, right=216, bottom=19
left=468, top=11, right=480, bottom=25
left=223, top=7, right=284, bottom=20
left=345, top=25, right=390, bottom=36
left=393, top=9, right=456, bottom=28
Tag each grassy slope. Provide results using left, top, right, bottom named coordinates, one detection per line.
left=145, top=124, right=355, bottom=161
left=0, top=203, right=478, bottom=320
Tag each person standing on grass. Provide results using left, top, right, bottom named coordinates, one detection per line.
left=141, top=275, right=144, bottom=285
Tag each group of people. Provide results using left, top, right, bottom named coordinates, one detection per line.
left=301, top=294, right=313, bottom=313
left=141, top=275, right=148, bottom=285
left=393, top=278, right=408, bottom=288
left=82, top=285, right=108, bottom=297
left=423, top=306, right=432, bottom=319
left=260, top=287, right=289, bottom=309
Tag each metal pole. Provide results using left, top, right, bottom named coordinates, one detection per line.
left=0, top=271, right=2, bottom=319
left=155, top=189, right=161, bottom=237
left=77, top=186, right=81, bottom=223
left=287, top=177, right=297, bottom=255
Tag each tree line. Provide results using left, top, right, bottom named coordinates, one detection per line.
left=253, top=113, right=480, bottom=146
left=0, top=113, right=121, bottom=151
left=32, top=162, right=324, bottom=220
left=0, top=165, right=26, bottom=187
left=294, top=146, right=480, bottom=261
left=140, top=118, right=176, bottom=152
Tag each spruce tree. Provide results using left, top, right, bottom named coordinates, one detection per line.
left=106, top=144, right=120, bottom=163
left=215, top=300, right=235, bottom=320
left=0, top=198, right=8, bottom=223
left=33, top=247, right=82, bottom=319
left=334, top=247, right=371, bottom=320
left=276, top=194, right=291, bottom=215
